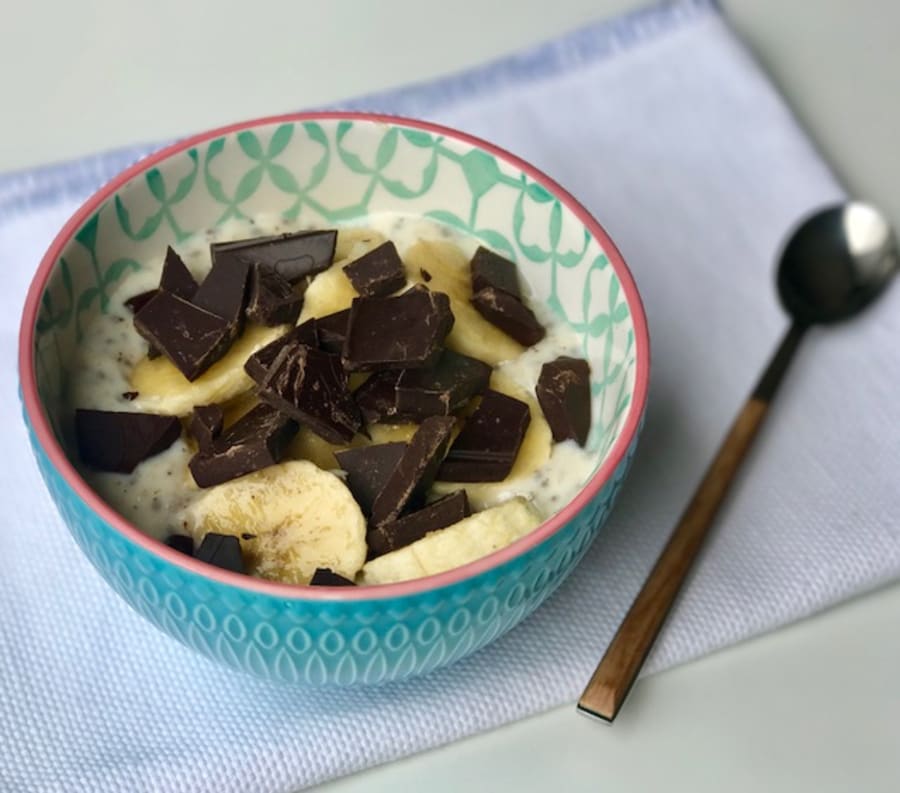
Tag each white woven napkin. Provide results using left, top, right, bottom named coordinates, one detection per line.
left=3, top=1, right=898, bottom=790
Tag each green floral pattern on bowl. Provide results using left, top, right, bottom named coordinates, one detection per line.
left=35, top=118, right=635, bottom=458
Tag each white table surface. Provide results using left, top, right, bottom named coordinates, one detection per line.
left=3, top=1, right=899, bottom=790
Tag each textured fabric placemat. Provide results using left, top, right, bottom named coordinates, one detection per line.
left=3, top=2, right=898, bottom=791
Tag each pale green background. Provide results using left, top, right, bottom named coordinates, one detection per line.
left=2, top=1, right=898, bottom=791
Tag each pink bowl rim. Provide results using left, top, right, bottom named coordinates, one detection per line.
left=18, top=110, right=650, bottom=602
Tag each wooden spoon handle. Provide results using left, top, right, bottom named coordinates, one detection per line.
left=577, top=322, right=806, bottom=723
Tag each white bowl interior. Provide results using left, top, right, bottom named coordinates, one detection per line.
left=33, top=118, right=638, bottom=475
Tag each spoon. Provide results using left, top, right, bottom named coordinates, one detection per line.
left=578, top=202, right=898, bottom=723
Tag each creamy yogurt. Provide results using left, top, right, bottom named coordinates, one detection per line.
left=69, top=213, right=597, bottom=542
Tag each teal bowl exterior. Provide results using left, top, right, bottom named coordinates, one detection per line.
left=26, top=414, right=636, bottom=684
left=19, top=112, right=649, bottom=684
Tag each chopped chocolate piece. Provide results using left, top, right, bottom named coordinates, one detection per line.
left=192, top=256, right=251, bottom=340
left=334, top=442, right=406, bottom=517
left=535, top=356, right=592, bottom=446
left=471, top=286, right=546, bottom=347
left=420, top=268, right=432, bottom=283
left=124, top=289, right=157, bottom=315
left=245, top=264, right=303, bottom=326
left=75, top=409, right=181, bottom=474
left=189, top=404, right=224, bottom=452
left=164, top=533, right=194, bottom=556
left=309, top=567, right=357, bottom=586
left=244, top=320, right=318, bottom=384
left=208, top=234, right=280, bottom=258
left=343, top=241, right=406, bottom=297
left=437, top=390, right=531, bottom=482
left=160, top=246, right=199, bottom=300
left=124, top=248, right=197, bottom=322
left=395, top=350, right=492, bottom=420
left=352, top=371, right=402, bottom=424
left=367, top=490, right=470, bottom=558
left=195, top=533, right=244, bottom=574
left=133, top=291, right=232, bottom=381
left=209, top=234, right=280, bottom=252
left=352, top=354, right=489, bottom=425
left=370, top=416, right=455, bottom=526
left=121, top=391, right=138, bottom=401
left=210, top=229, right=337, bottom=284
left=343, top=286, right=454, bottom=372
left=127, top=249, right=199, bottom=359
left=470, top=246, right=521, bottom=299
left=258, top=342, right=361, bottom=443
left=188, top=403, right=298, bottom=488
left=314, top=309, right=350, bottom=355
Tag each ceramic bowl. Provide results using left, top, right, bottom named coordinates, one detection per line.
left=18, top=112, right=649, bottom=684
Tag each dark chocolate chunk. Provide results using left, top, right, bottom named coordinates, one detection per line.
left=133, top=291, right=233, bottom=381
left=343, top=286, right=454, bottom=372
left=160, top=246, right=199, bottom=300
left=309, top=567, right=357, bottom=586
left=123, top=247, right=197, bottom=315
left=437, top=390, right=531, bottom=482
left=121, top=391, right=138, bottom=401
left=420, top=268, right=432, bottom=283
left=208, top=234, right=280, bottom=252
left=245, top=264, right=303, bottom=326
left=314, top=309, right=351, bottom=355
left=353, top=353, right=490, bottom=425
left=192, top=255, right=251, bottom=340
left=127, top=248, right=200, bottom=360
left=352, top=371, right=403, bottom=424
left=244, top=320, right=318, bottom=383
left=334, top=442, right=406, bottom=517
left=471, top=286, right=545, bottom=347
left=470, top=246, right=521, bottom=299
left=189, top=404, right=224, bottom=452
left=124, top=289, right=157, bottom=315
left=75, top=409, right=181, bottom=474
left=395, top=350, right=492, bottom=420
left=343, top=241, right=406, bottom=297
left=535, top=356, right=592, bottom=446
left=189, top=403, right=298, bottom=488
left=370, top=416, right=455, bottom=526
left=164, top=533, right=194, bottom=556
left=125, top=244, right=198, bottom=342
left=209, top=229, right=336, bottom=284
left=195, top=533, right=244, bottom=574
left=258, top=342, right=361, bottom=443
left=367, top=490, right=470, bottom=558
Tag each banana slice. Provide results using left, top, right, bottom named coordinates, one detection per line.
left=181, top=460, right=367, bottom=585
left=368, top=422, right=419, bottom=445
left=289, top=427, right=363, bottom=472
left=298, top=261, right=359, bottom=321
left=287, top=422, right=419, bottom=472
left=359, top=497, right=542, bottom=585
left=334, top=227, right=388, bottom=263
left=299, top=228, right=389, bottom=321
left=403, top=240, right=524, bottom=365
left=432, top=370, right=551, bottom=510
left=130, top=323, right=288, bottom=416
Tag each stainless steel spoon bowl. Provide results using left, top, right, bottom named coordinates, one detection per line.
left=778, top=202, right=897, bottom=325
